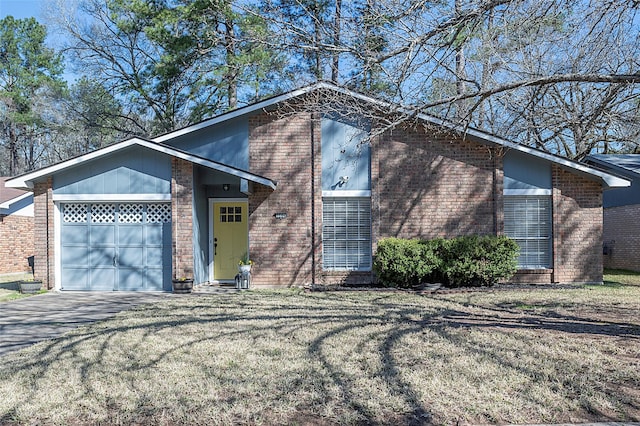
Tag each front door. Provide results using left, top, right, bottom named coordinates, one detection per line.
left=212, top=201, right=248, bottom=281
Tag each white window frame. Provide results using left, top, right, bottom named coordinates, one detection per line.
left=322, top=197, right=372, bottom=271
left=504, top=195, right=553, bottom=269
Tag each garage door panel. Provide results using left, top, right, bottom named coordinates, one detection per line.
left=119, top=268, right=144, bottom=290
left=89, top=268, right=116, bottom=291
left=118, top=225, right=143, bottom=245
left=62, top=246, right=89, bottom=265
left=61, top=268, right=89, bottom=290
left=90, top=226, right=115, bottom=245
left=119, top=246, right=144, bottom=267
left=146, top=246, right=163, bottom=267
left=146, top=268, right=164, bottom=291
left=61, top=202, right=170, bottom=292
left=61, top=226, right=88, bottom=244
left=90, top=247, right=116, bottom=266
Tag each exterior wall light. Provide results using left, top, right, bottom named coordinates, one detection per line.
left=223, top=184, right=230, bottom=191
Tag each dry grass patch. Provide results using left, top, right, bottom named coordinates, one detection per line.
left=0, top=279, right=639, bottom=425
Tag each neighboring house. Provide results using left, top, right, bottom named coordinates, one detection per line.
left=584, top=154, right=640, bottom=271
left=5, top=83, right=630, bottom=291
left=0, top=177, right=34, bottom=275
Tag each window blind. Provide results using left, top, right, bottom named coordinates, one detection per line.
left=504, top=196, right=552, bottom=268
left=322, top=198, right=372, bottom=270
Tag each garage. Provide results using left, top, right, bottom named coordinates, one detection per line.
left=60, top=202, right=171, bottom=291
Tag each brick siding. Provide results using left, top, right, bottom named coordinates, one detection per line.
left=602, top=204, right=640, bottom=271
left=0, top=214, right=34, bottom=274
left=33, top=178, right=54, bottom=289
left=248, top=112, right=315, bottom=286
left=172, top=158, right=194, bottom=280
left=552, top=165, right=603, bottom=283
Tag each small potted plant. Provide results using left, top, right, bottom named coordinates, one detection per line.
left=171, top=277, right=194, bottom=294
left=19, top=277, right=43, bottom=294
left=238, top=252, right=253, bottom=273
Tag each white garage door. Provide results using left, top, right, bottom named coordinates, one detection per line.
left=60, top=203, right=172, bottom=291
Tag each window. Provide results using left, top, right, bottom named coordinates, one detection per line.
left=322, top=198, right=371, bottom=270
left=504, top=196, right=552, bottom=268
left=220, top=206, right=242, bottom=223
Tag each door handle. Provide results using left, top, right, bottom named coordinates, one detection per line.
left=214, top=238, right=218, bottom=255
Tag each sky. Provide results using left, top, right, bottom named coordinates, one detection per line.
left=0, top=0, right=46, bottom=20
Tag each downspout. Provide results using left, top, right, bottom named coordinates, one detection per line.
left=310, top=113, right=316, bottom=287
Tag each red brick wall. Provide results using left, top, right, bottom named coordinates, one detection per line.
left=33, top=178, right=54, bottom=289
left=0, top=214, right=34, bottom=274
left=376, top=125, right=502, bottom=239
left=171, top=158, right=194, bottom=280
left=248, top=112, right=315, bottom=286
left=602, top=204, right=640, bottom=271
left=552, top=165, right=603, bottom=283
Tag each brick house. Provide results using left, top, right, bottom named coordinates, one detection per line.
left=584, top=154, right=640, bottom=271
left=4, top=83, right=630, bottom=291
left=0, top=177, right=34, bottom=275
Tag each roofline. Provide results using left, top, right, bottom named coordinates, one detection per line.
left=4, top=82, right=629, bottom=190
left=5, top=138, right=277, bottom=191
left=0, top=191, right=32, bottom=209
left=584, top=155, right=640, bottom=179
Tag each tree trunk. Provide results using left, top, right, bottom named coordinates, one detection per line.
left=225, top=20, right=237, bottom=110
left=331, top=0, right=341, bottom=83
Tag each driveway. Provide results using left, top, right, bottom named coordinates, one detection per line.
left=0, top=292, right=173, bottom=357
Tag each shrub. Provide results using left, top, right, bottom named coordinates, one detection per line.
left=440, top=235, right=519, bottom=287
left=373, top=235, right=519, bottom=288
left=373, top=238, right=442, bottom=288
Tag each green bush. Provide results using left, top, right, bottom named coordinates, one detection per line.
left=373, top=238, right=442, bottom=288
left=373, top=235, right=519, bottom=288
left=440, top=235, right=519, bottom=287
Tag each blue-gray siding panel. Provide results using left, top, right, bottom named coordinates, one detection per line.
left=504, top=150, right=551, bottom=191
left=163, top=116, right=249, bottom=170
left=54, top=147, right=171, bottom=195
left=321, top=116, right=371, bottom=191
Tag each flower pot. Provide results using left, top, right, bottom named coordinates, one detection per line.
left=172, top=279, right=193, bottom=294
left=19, top=280, right=43, bottom=294
left=238, top=264, right=252, bottom=274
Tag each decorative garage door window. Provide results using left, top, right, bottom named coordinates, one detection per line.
left=61, top=202, right=171, bottom=292
left=63, top=204, right=89, bottom=223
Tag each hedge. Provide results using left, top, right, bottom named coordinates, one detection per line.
left=373, top=235, right=519, bottom=288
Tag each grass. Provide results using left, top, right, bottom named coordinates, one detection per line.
left=0, top=272, right=639, bottom=425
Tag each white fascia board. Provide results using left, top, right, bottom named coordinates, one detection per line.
left=0, top=192, right=32, bottom=209
left=153, top=86, right=320, bottom=143
left=52, top=194, right=171, bottom=202
left=5, top=138, right=151, bottom=190
left=5, top=137, right=277, bottom=191
left=312, top=83, right=632, bottom=190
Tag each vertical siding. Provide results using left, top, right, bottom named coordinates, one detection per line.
left=321, top=116, right=371, bottom=191
left=53, top=147, right=171, bottom=195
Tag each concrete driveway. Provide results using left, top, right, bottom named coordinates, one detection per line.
left=0, top=291, right=173, bottom=357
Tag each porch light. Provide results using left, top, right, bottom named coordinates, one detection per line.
left=223, top=184, right=230, bottom=191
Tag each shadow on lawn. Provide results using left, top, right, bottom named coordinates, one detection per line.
left=1, top=291, right=639, bottom=425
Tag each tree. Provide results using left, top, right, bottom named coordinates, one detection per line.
left=0, top=16, right=64, bottom=175
left=55, top=0, right=285, bottom=134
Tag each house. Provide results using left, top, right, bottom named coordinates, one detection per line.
left=4, top=83, right=630, bottom=291
left=0, top=177, right=34, bottom=275
left=584, top=154, right=640, bottom=271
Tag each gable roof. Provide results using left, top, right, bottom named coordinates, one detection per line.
left=152, top=82, right=628, bottom=189
left=5, top=83, right=630, bottom=191
left=5, top=138, right=277, bottom=191
left=584, top=154, right=640, bottom=178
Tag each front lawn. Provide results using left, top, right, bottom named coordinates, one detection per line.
left=0, top=274, right=639, bottom=425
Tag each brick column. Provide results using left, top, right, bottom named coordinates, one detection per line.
left=171, top=158, right=194, bottom=280
left=33, top=178, right=54, bottom=289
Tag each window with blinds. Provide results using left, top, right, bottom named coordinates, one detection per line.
left=322, top=198, right=372, bottom=270
left=504, top=195, right=552, bottom=268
